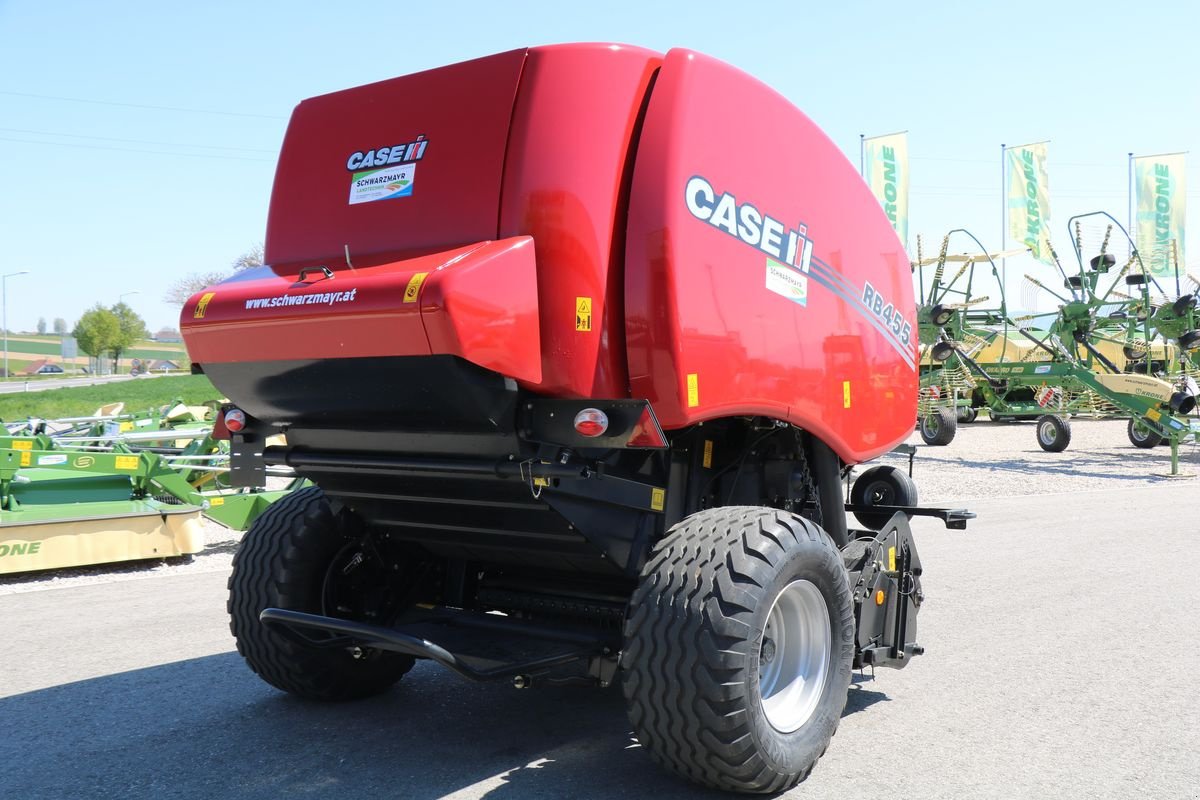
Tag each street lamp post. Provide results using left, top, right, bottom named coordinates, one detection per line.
left=2, top=270, right=30, bottom=380
left=115, top=290, right=141, bottom=374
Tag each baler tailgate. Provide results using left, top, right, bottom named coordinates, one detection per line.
left=183, top=237, right=541, bottom=382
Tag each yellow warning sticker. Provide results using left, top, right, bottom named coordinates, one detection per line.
left=12, top=440, right=32, bottom=451
left=1146, top=408, right=1162, bottom=422
left=702, top=440, right=713, bottom=469
left=403, top=272, right=429, bottom=303
left=114, top=455, right=139, bottom=471
left=888, top=546, right=896, bottom=572
left=843, top=380, right=852, bottom=409
left=209, top=496, right=225, bottom=506
left=687, top=373, right=699, bottom=407
left=193, top=292, right=216, bottom=319
left=532, top=477, right=550, bottom=488
left=19, top=451, right=30, bottom=467
left=119, top=421, right=134, bottom=432
left=650, top=487, right=666, bottom=511
left=575, top=297, right=592, bottom=331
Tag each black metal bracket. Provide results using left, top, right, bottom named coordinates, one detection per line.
left=843, top=504, right=974, bottom=530
left=260, top=607, right=609, bottom=683
left=297, top=265, right=334, bottom=283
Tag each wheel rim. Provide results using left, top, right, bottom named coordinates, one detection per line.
left=924, top=415, right=939, bottom=436
left=759, top=579, right=831, bottom=733
left=865, top=481, right=894, bottom=505
left=1040, top=421, right=1057, bottom=444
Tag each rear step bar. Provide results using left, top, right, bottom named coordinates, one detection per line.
left=260, top=607, right=613, bottom=682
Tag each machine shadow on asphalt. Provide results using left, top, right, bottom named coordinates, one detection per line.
left=2, top=653, right=893, bottom=799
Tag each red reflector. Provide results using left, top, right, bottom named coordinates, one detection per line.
left=573, top=408, right=609, bottom=437
left=627, top=406, right=667, bottom=448
left=224, top=408, right=247, bottom=433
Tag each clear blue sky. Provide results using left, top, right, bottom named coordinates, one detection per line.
left=1, top=0, right=1197, bottom=333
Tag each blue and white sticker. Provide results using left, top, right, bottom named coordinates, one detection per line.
left=1034, top=365, right=1051, bottom=374
left=348, top=164, right=416, bottom=205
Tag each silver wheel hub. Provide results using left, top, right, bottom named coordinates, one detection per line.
left=758, top=579, right=831, bottom=733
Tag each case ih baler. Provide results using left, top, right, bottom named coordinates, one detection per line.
left=182, top=44, right=967, bottom=793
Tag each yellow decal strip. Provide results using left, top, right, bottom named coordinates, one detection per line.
left=403, top=272, right=429, bottom=303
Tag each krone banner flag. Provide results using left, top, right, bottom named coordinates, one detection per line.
left=1006, top=142, right=1052, bottom=263
left=1134, top=153, right=1186, bottom=277
left=863, top=132, right=909, bottom=248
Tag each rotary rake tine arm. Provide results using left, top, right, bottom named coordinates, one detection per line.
left=1024, top=274, right=1073, bottom=306
left=932, top=259, right=974, bottom=306
left=1045, top=240, right=1079, bottom=299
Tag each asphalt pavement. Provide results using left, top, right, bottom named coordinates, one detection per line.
left=3, top=484, right=1199, bottom=799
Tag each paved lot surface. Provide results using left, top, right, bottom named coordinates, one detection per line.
left=3, top=421, right=1200, bottom=798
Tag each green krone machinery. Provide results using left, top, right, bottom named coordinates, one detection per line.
left=0, top=402, right=305, bottom=575
left=915, top=213, right=1200, bottom=473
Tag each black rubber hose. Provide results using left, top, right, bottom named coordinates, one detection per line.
left=806, top=437, right=848, bottom=547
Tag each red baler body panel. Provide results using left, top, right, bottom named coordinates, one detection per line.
left=624, top=50, right=916, bottom=462
left=263, top=49, right=525, bottom=265
left=499, top=44, right=660, bottom=398
left=181, top=237, right=541, bottom=383
left=181, top=44, right=916, bottom=465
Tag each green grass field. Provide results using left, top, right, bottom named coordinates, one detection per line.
left=0, top=375, right=220, bottom=421
left=3, top=335, right=187, bottom=361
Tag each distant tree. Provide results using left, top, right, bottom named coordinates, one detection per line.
left=36, top=317, right=47, bottom=335
left=231, top=243, right=264, bottom=272
left=110, top=302, right=149, bottom=372
left=163, top=271, right=227, bottom=307
left=52, top=317, right=67, bottom=335
left=73, top=306, right=121, bottom=366
left=163, top=244, right=265, bottom=306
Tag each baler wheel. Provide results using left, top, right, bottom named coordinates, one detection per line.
left=1035, top=414, right=1071, bottom=453
left=622, top=507, right=853, bottom=793
left=228, top=486, right=415, bottom=701
left=1127, top=418, right=1163, bottom=449
left=956, top=406, right=978, bottom=423
left=850, top=466, right=918, bottom=530
left=919, top=407, right=957, bottom=446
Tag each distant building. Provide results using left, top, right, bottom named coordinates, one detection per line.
left=148, top=359, right=181, bottom=372
left=154, top=327, right=183, bottom=343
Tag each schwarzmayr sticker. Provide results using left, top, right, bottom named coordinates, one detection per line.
left=345, top=135, right=427, bottom=205
left=348, top=164, right=415, bottom=205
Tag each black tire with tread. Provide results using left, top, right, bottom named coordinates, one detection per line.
left=849, top=465, right=918, bottom=530
left=228, top=486, right=415, bottom=701
left=622, top=506, right=854, bottom=794
left=1035, top=414, right=1071, bottom=452
left=1127, top=417, right=1163, bottom=448
left=919, top=407, right=957, bottom=446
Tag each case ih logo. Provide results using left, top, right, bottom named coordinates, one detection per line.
left=684, top=175, right=814, bottom=271
left=345, top=135, right=428, bottom=171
